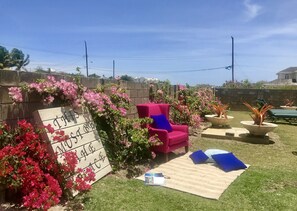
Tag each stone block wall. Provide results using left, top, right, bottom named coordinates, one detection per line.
left=215, top=88, right=297, bottom=111
left=3, top=70, right=297, bottom=123
left=119, top=80, right=150, bottom=117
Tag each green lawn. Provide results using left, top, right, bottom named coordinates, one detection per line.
left=83, top=111, right=297, bottom=211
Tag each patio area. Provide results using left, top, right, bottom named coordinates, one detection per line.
left=82, top=110, right=297, bottom=210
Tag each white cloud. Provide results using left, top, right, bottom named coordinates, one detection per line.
left=243, top=0, right=262, bottom=21
left=236, top=20, right=297, bottom=43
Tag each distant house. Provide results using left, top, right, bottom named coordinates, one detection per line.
left=275, top=67, right=297, bottom=84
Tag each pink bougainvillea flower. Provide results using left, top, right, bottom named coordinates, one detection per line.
left=43, top=124, right=55, bottom=134
left=8, top=87, right=23, bottom=103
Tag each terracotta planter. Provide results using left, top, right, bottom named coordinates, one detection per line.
left=205, top=114, right=234, bottom=127
left=240, top=121, right=278, bottom=136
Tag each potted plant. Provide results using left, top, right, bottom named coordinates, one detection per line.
left=240, top=102, right=278, bottom=136
left=205, top=103, right=234, bottom=127
left=280, top=99, right=297, bottom=110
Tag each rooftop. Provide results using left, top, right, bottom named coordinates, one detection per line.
left=277, top=67, right=297, bottom=74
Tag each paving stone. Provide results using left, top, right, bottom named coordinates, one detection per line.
left=202, top=127, right=271, bottom=144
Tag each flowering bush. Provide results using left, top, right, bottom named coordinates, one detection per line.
left=8, top=76, right=82, bottom=107
left=0, top=120, right=95, bottom=210
left=149, top=83, right=221, bottom=128
left=150, top=85, right=220, bottom=127
left=8, top=76, right=158, bottom=173
left=186, top=87, right=218, bottom=116
left=170, top=86, right=204, bottom=128
left=86, top=84, right=160, bottom=170
left=7, top=87, right=23, bottom=103
left=83, top=85, right=130, bottom=118
left=149, top=81, right=173, bottom=104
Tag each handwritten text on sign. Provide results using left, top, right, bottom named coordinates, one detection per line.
left=33, top=107, right=112, bottom=183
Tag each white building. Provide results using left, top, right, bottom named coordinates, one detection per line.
left=276, top=67, right=297, bottom=84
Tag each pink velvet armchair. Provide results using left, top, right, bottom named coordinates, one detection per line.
left=136, top=103, right=189, bottom=161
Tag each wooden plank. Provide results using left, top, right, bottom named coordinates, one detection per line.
left=49, top=125, right=99, bottom=145
left=37, top=106, right=93, bottom=130
left=33, top=106, right=112, bottom=189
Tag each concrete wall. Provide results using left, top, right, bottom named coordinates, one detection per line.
left=0, top=70, right=150, bottom=124
left=215, top=88, right=297, bottom=111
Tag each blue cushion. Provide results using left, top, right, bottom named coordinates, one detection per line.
left=189, top=150, right=209, bottom=164
left=204, top=149, right=229, bottom=163
left=150, top=114, right=173, bottom=132
left=212, top=152, right=247, bottom=172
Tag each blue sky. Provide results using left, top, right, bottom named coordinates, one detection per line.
left=2, top=0, right=297, bottom=86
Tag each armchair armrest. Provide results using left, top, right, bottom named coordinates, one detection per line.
left=171, top=124, right=188, bottom=133
left=148, top=127, right=169, bottom=140
left=148, top=127, right=170, bottom=148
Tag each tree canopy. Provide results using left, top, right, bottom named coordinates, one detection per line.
left=0, top=46, right=30, bottom=70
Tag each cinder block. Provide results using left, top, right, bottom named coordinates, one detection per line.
left=137, top=89, right=149, bottom=98
left=125, top=90, right=131, bottom=96
left=120, top=81, right=129, bottom=89
left=134, top=97, right=149, bottom=105
left=0, top=86, right=13, bottom=104
left=0, top=70, right=20, bottom=86
left=81, top=77, right=101, bottom=89
left=19, top=71, right=45, bottom=83
left=130, top=90, right=138, bottom=98
left=1, top=103, right=25, bottom=120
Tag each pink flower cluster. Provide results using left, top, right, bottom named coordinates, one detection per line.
left=53, top=130, right=69, bottom=142
left=73, top=168, right=96, bottom=191
left=157, top=89, right=163, bottom=95
left=62, top=151, right=78, bottom=173
left=9, top=76, right=81, bottom=106
left=83, top=90, right=110, bottom=113
left=0, top=120, right=96, bottom=210
left=8, top=76, right=131, bottom=118
left=110, top=86, right=131, bottom=103
left=0, top=120, right=62, bottom=209
left=28, top=76, right=56, bottom=92
left=195, top=88, right=217, bottom=114
left=83, top=89, right=128, bottom=117
left=8, top=87, right=23, bottom=103
left=55, top=78, right=80, bottom=106
left=61, top=152, right=95, bottom=192
left=120, top=138, right=132, bottom=148
left=19, top=159, right=62, bottom=210
left=148, top=135, right=162, bottom=146
left=191, top=114, right=202, bottom=128
left=178, top=84, right=186, bottom=91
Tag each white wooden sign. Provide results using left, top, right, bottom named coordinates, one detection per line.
left=33, top=106, right=112, bottom=184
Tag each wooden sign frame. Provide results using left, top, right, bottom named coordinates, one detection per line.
left=33, top=106, right=112, bottom=184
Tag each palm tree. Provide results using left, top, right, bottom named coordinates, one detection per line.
left=9, top=48, right=30, bottom=71
left=0, top=46, right=30, bottom=70
left=0, top=46, right=11, bottom=69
